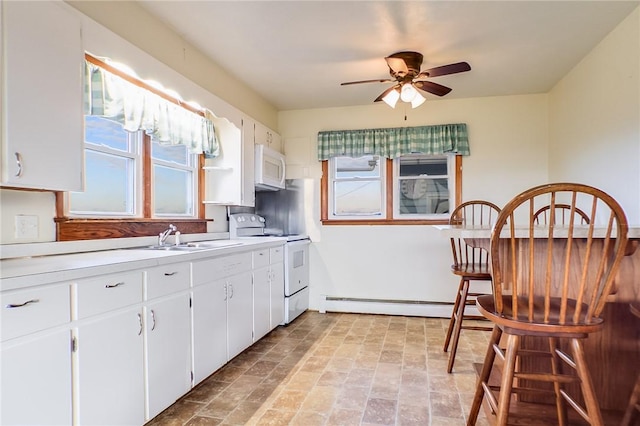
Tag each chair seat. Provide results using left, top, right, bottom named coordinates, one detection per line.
left=476, top=295, right=604, bottom=336
left=451, top=263, right=492, bottom=279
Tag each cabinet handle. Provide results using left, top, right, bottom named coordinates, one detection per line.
left=105, top=281, right=124, bottom=288
left=5, top=299, right=39, bottom=308
left=151, top=309, right=156, bottom=331
left=14, top=152, right=23, bottom=177
left=164, top=272, right=177, bottom=276
left=229, top=283, right=234, bottom=298
left=137, top=313, right=143, bottom=335
left=224, top=283, right=228, bottom=301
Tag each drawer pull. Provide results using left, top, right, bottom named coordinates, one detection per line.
left=14, top=152, right=23, bottom=177
left=105, top=282, right=125, bottom=288
left=151, top=309, right=157, bottom=331
left=164, top=272, right=178, bottom=276
left=6, top=299, right=39, bottom=308
left=137, top=313, right=143, bottom=336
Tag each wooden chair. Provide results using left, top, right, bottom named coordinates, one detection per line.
left=467, top=183, right=629, bottom=426
left=622, top=303, right=640, bottom=426
left=443, top=200, right=501, bottom=373
left=533, top=203, right=590, bottom=225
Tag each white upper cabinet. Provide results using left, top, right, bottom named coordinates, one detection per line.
left=1, top=1, right=84, bottom=191
left=254, top=121, right=282, bottom=153
left=203, top=116, right=255, bottom=206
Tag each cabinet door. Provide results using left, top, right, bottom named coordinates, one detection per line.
left=75, top=308, right=145, bottom=426
left=192, top=281, right=227, bottom=384
left=270, top=262, right=285, bottom=328
left=145, top=294, right=192, bottom=420
left=253, top=266, right=271, bottom=341
left=2, top=1, right=83, bottom=191
left=227, top=271, right=253, bottom=360
left=1, top=330, right=72, bottom=425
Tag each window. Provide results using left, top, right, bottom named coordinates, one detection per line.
left=321, top=154, right=461, bottom=224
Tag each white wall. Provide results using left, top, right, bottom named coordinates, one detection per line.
left=279, top=94, right=549, bottom=308
left=549, top=7, right=640, bottom=223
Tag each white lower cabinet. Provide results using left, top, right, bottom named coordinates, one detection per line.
left=75, top=308, right=145, bottom=426
left=1, top=283, right=72, bottom=425
left=1, top=329, right=73, bottom=425
left=227, top=271, right=253, bottom=359
left=270, top=260, right=285, bottom=328
left=253, top=265, right=271, bottom=341
left=192, top=280, right=227, bottom=385
left=145, top=293, right=192, bottom=420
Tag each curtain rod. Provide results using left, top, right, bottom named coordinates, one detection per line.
left=84, top=53, right=205, bottom=117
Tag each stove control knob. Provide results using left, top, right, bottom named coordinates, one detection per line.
left=259, top=217, right=265, bottom=222
left=250, top=216, right=256, bottom=221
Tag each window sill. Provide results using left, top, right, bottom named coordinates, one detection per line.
left=55, top=218, right=209, bottom=241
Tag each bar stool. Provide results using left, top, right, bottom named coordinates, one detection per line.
left=466, top=183, right=629, bottom=426
left=622, top=302, right=640, bottom=426
left=443, top=200, right=500, bottom=373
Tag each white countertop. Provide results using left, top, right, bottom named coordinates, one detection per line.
left=0, top=236, right=286, bottom=292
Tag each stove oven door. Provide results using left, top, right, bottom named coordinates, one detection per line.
left=284, top=239, right=310, bottom=296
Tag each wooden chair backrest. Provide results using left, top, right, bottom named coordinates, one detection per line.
left=449, top=200, right=501, bottom=267
left=533, top=203, right=591, bottom=225
left=489, top=183, right=629, bottom=323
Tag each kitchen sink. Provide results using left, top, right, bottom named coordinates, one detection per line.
left=144, top=241, right=244, bottom=251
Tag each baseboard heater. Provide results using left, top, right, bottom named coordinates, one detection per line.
left=319, top=296, right=467, bottom=318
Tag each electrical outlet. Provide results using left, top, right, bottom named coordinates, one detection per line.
left=15, top=215, right=39, bottom=239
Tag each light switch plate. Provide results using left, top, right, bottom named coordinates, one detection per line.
left=15, top=215, right=38, bottom=239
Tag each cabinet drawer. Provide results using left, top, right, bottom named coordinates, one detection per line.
left=74, top=271, right=143, bottom=320
left=253, top=249, right=270, bottom=269
left=1, top=284, right=70, bottom=341
left=192, top=252, right=252, bottom=286
left=270, top=246, right=284, bottom=264
left=146, top=263, right=190, bottom=300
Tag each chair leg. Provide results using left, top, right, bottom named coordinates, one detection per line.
left=621, top=373, right=640, bottom=426
left=548, top=337, right=568, bottom=426
left=447, top=280, right=470, bottom=373
left=495, top=333, right=519, bottom=426
left=467, top=325, right=502, bottom=426
left=444, top=277, right=466, bottom=353
left=570, top=338, right=604, bottom=426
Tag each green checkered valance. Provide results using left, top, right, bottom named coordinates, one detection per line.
left=317, top=123, right=469, bottom=160
left=84, top=60, right=219, bottom=157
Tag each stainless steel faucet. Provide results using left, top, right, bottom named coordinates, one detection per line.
left=158, top=224, right=178, bottom=246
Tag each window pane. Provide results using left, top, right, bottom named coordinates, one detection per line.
left=399, top=177, right=449, bottom=215
left=154, top=165, right=193, bottom=215
left=333, top=181, right=382, bottom=216
left=70, top=150, right=134, bottom=214
left=399, top=156, right=447, bottom=177
left=152, top=141, right=189, bottom=165
left=335, top=155, right=380, bottom=179
left=84, top=115, right=129, bottom=151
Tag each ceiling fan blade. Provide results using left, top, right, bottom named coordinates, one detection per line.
left=374, top=85, right=400, bottom=102
left=414, top=80, right=452, bottom=97
left=385, top=56, right=409, bottom=75
left=417, top=62, right=471, bottom=78
left=341, top=78, right=394, bottom=86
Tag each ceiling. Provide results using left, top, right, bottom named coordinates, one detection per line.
left=137, top=1, right=639, bottom=111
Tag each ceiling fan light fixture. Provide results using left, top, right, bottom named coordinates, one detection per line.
left=411, top=92, right=426, bottom=108
left=400, top=83, right=418, bottom=102
left=382, top=88, right=400, bottom=108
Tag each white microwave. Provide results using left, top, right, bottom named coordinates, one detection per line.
left=255, top=144, right=286, bottom=191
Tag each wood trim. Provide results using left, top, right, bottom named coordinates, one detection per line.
left=85, top=53, right=205, bottom=117
left=198, top=154, right=206, bottom=219
left=143, top=135, right=152, bottom=218
left=321, top=160, right=329, bottom=221
left=455, top=154, right=463, bottom=208
left=55, top=218, right=208, bottom=241
left=321, top=219, right=450, bottom=226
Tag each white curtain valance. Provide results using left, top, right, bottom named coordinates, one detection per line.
left=84, top=60, right=219, bottom=157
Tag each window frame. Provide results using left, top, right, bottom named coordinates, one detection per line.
left=328, top=155, right=386, bottom=220
left=320, top=155, right=462, bottom=225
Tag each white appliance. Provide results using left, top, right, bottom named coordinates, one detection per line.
left=254, top=144, right=286, bottom=191
left=228, top=213, right=310, bottom=324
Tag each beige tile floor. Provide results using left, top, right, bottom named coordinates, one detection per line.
left=147, top=311, right=492, bottom=426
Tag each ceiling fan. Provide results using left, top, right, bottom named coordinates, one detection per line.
left=340, top=51, right=471, bottom=108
